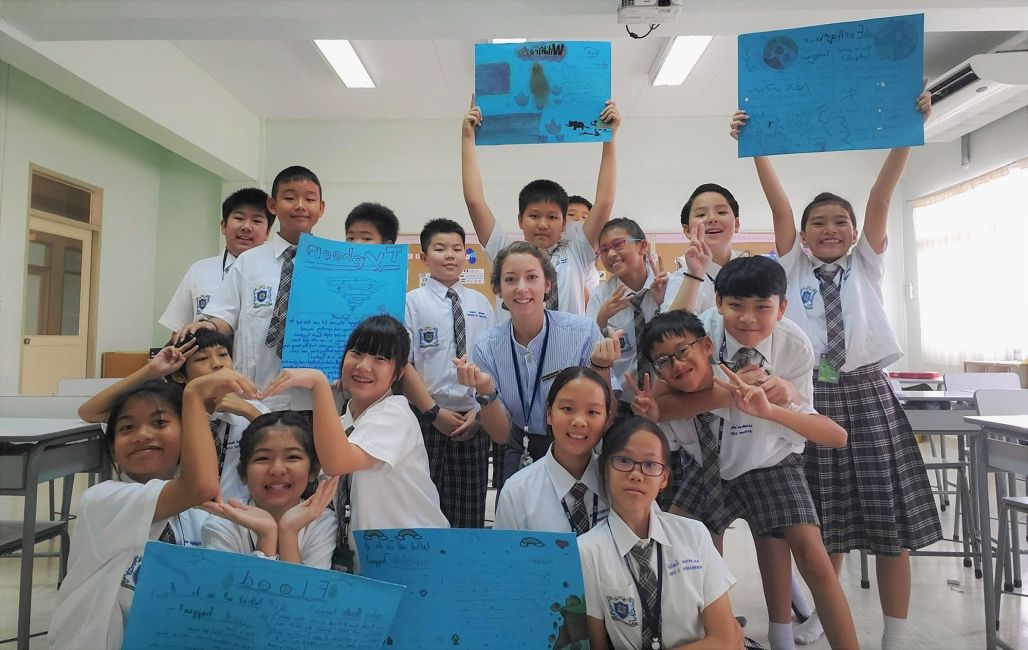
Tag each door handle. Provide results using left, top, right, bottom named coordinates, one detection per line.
left=23, top=338, right=30, bottom=344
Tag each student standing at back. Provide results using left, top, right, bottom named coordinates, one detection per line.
left=405, top=218, right=498, bottom=527
left=461, top=96, right=621, bottom=316
left=159, top=188, right=274, bottom=333
left=732, top=90, right=941, bottom=650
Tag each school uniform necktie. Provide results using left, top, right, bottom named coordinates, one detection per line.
left=727, top=346, right=758, bottom=372
left=815, top=265, right=847, bottom=369
left=544, top=244, right=561, bottom=311
left=334, top=425, right=355, bottom=560
left=630, top=289, right=651, bottom=384
left=210, top=418, right=227, bottom=478
left=265, top=245, right=297, bottom=357
left=446, top=288, right=467, bottom=359
left=695, top=412, right=726, bottom=514
left=158, top=522, right=177, bottom=544
left=566, top=482, right=591, bottom=536
left=630, top=539, right=660, bottom=648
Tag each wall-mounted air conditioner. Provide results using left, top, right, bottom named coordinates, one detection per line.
left=924, top=51, right=1028, bottom=143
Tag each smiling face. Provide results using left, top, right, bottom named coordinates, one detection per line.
left=499, top=252, right=551, bottom=318
left=517, top=200, right=565, bottom=250
left=598, top=226, right=648, bottom=280
left=684, top=191, right=739, bottom=251
left=221, top=205, right=270, bottom=257
left=341, top=348, right=398, bottom=410
left=800, top=203, right=858, bottom=262
left=422, top=232, right=467, bottom=285
left=548, top=377, right=611, bottom=459
left=606, top=430, right=669, bottom=510
left=716, top=294, right=787, bottom=348
left=650, top=333, right=715, bottom=393
left=111, top=396, right=182, bottom=482
left=270, top=179, right=324, bottom=242
left=243, top=426, right=313, bottom=515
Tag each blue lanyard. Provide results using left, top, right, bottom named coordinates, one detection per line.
left=510, top=312, right=550, bottom=433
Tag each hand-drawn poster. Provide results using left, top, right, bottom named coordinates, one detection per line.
left=355, top=528, right=587, bottom=649
left=282, top=234, right=408, bottom=381
left=738, top=14, right=925, bottom=156
left=475, top=41, right=612, bottom=145
left=122, top=542, right=405, bottom=650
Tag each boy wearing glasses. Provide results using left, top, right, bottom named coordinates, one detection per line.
left=633, top=257, right=859, bottom=650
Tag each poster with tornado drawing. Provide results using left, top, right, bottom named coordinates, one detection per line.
left=282, top=233, right=408, bottom=381
left=474, top=41, right=612, bottom=145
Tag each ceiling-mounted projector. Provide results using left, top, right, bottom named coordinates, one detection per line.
left=618, top=0, right=683, bottom=25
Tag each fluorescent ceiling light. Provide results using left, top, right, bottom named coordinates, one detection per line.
left=314, top=39, right=375, bottom=88
left=651, top=36, right=713, bottom=86
left=491, top=38, right=527, bottom=44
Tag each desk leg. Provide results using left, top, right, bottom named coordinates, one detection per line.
left=973, top=433, right=998, bottom=649
left=18, top=466, right=39, bottom=650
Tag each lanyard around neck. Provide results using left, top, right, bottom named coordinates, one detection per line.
left=510, top=311, right=550, bottom=432
left=608, top=519, right=664, bottom=649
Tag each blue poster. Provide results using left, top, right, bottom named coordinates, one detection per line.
left=475, top=41, right=612, bottom=145
left=355, top=528, right=587, bottom=649
left=122, top=542, right=405, bottom=650
left=281, top=233, right=408, bottom=381
left=738, top=14, right=924, bottom=157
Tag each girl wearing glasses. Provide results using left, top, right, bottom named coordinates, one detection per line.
left=578, top=416, right=743, bottom=650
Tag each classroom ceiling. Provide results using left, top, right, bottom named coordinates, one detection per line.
left=2, top=0, right=1025, bottom=122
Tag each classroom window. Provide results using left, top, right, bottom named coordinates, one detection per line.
left=912, top=160, right=1028, bottom=370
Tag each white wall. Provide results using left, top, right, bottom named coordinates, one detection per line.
left=264, top=116, right=910, bottom=351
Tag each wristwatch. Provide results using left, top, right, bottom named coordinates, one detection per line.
left=424, top=404, right=441, bottom=423
left=475, top=389, right=499, bottom=407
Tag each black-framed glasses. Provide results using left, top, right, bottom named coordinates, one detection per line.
left=595, top=237, right=642, bottom=256
left=651, top=337, right=705, bottom=373
left=608, top=455, right=668, bottom=477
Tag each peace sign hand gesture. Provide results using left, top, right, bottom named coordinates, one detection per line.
left=714, top=363, right=775, bottom=420
left=625, top=372, right=660, bottom=422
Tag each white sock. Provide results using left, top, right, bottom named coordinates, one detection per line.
left=769, top=622, right=796, bottom=650
left=793, top=611, right=824, bottom=645
left=791, top=574, right=814, bottom=619
left=882, top=615, right=908, bottom=650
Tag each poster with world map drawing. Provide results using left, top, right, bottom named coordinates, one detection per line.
left=738, top=14, right=925, bottom=157
left=282, top=234, right=407, bottom=381
left=475, top=40, right=612, bottom=145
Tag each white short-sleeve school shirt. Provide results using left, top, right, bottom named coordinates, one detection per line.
left=586, top=266, right=661, bottom=402
left=579, top=503, right=736, bottom=650
left=699, top=309, right=818, bottom=479
left=341, top=395, right=449, bottom=532
left=405, top=278, right=496, bottom=412
left=201, top=506, right=336, bottom=569
left=485, top=221, right=597, bottom=317
left=663, top=251, right=741, bottom=315
left=779, top=234, right=902, bottom=371
left=494, top=446, right=609, bottom=533
left=211, top=399, right=270, bottom=502
left=158, top=251, right=235, bottom=332
left=204, top=234, right=309, bottom=411
left=49, top=479, right=207, bottom=650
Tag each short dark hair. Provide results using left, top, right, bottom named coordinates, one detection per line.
left=599, top=217, right=646, bottom=242
left=546, top=366, right=613, bottom=415
left=715, top=255, right=787, bottom=300
left=800, top=192, right=857, bottom=230
left=568, top=195, right=593, bottom=211
left=346, top=202, right=400, bottom=244
left=341, top=315, right=410, bottom=382
left=237, top=411, right=319, bottom=483
left=490, top=241, right=557, bottom=295
left=639, top=311, right=707, bottom=364
left=598, top=416, right=670, bottom=496
left=518, top=179, right=569, bottom=218
left=222, top=188, right=274, bottom=229
left=271, top=166, right=322, bottom=200
left=419, top=218, right=466, bottom=251
left=105, top=380, right=183, bottom=469
left=190, top=328, right=234, bottom=358
left=681, top=183, right=740, bottom=227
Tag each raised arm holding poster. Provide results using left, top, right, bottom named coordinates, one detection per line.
left=738, top=13, right=925, bottom=157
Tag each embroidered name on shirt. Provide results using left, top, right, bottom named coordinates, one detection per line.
left=667, top=557, right=703, bottom=577
left=467, top=310, right=489, bottom=320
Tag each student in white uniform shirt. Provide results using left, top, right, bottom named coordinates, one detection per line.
left=733, top=92, right=941, bottom=650
left=263, top=315, right=449, bottom=572
left=159, top=188, right=273, bottom=332
left=578, top=416, right=742, bottom=650
left=567, top=195, right=603, bottom=300
left=405, top=218, right=498, bottom=528
left=495, top=367, right=612, bottom=534
left=201, top=411, right=338, bottom=568
left=461, top=96, right=621, bottom=317
left=49, top=372, right=251, bottom=649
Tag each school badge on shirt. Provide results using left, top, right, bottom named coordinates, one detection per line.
left=800, top=286, right=818, bottom=311
left=194, top=294, right=211, bottom=314
left=418, top=326, right=440, bottom=349
left=606, top=594, right=639, bottom=626
left=252, top=285, right=274, bottom=309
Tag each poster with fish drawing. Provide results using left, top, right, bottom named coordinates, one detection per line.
left=475, top=41, right=612, bottom=145
left=281, top=233, right=408, bottom=381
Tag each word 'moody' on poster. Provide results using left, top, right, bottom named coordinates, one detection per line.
left=475, top=40, right=612, bottom=146
left=122, top=542, right=405, bottom=650
left=738, top=13, right=925, bottom=157
left=355, top=528, right=587, bottom=649
left=282, top=233, right=408, bottom=381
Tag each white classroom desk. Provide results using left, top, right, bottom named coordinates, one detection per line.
left=898, top=390, right=973, bottom=402
left=894, top=377, right=945, bottom=389
left=965, top=415, right=1028, bottom=650
left=0, top=417, right=105, bottom=650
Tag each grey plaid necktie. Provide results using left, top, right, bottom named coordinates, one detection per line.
left=446, top=288, right=467, bottom=359
left=728, top=346, right=758, bottom=372
left=158, top=522, right=177, bottom=544
left=544, top=244, right=560, bottom=310
left=210, top=418, right=228, bottom=478
left=630, top=539, right=660, bottom=648
left=630, top=289, right=651, bottom=384
left=815, top=265, right=846, bottom=369
left=265, top=245, right=297, bottom=356
left=695, top=412, right=725, bottom=514
left=566, top=482, right=591, bottom=536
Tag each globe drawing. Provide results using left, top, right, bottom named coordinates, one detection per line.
left=763, top=36, right=798, bottom=70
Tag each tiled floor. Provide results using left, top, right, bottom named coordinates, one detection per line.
left=2, top=442, right=1027, bottom=649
